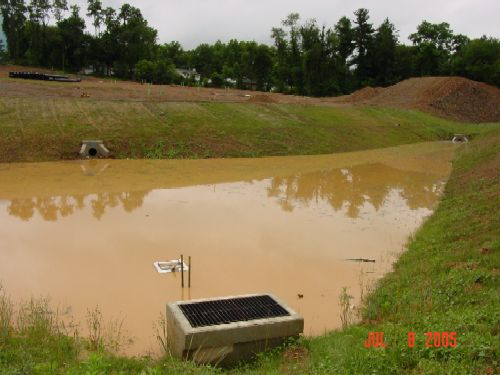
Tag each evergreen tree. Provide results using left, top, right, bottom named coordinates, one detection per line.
left=57, top=3, right=86, bottom=71
left=371, top=18, right=398, bottom=86
left=271, top=26, right=288, bottom=91
left=0, top=0, right=27, bottom=60
left=335, top=16, right=355, bottom=64
left=353, top=8, right=374, bottom=87
left=334, top=16, right=355, bottom=93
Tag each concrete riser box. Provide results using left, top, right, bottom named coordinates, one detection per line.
left=166, top=293, right=304, bottom=365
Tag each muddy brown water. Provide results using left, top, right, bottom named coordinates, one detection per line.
left=0, top=142, right=456, bottom=355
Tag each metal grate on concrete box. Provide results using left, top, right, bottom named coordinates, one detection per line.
left=166, top=293, right=303, bottom=365
left=178, top=295, right=290, bottom=328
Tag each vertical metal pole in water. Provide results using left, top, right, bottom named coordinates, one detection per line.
left=188, top=256, right=191, bottom=288
left=181, top=254, right=184, bottom=288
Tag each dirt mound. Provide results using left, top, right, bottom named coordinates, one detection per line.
left=361, top=77, right=500, bottom=123
left=428, top=78, right=500, bottom=123
left=247, top=94, right=277, bottom=103
left=349, top=86, right=384, bottom=102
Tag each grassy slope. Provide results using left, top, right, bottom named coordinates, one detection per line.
left=242, top=129, right=500, bottom=375
left=1, top=130, right=498, bottom=374
left=0, top=96, right=498, bottom=162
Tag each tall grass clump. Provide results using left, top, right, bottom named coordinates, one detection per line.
left=339, top=287, right=354, bottom=330
left=0, top=284, right=13, bottom=343
left=153, top=311, right=169, bottom=356
left=86, top=305, right=127, bottom=353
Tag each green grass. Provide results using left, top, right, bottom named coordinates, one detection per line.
left=1, top=130, right=498, bottom=374
left=0, top=96, right=498, bottom=162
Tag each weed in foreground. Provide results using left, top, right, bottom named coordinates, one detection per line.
left=153, top=311, right=170, bottom=357
left=86, top=305, right=103, bottom=351
left=86, top=305, right=127, bottom=353
left=0, top=284, right=13, bottom=342
left=16, top=297, right=60, bottom=339
left=339, top=287, right=354, bottom=330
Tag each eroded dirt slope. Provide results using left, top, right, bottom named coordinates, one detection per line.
left=336, top=77, right=500, bottom=123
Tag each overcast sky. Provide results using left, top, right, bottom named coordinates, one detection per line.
left=73, top=0, right=499, bottom=49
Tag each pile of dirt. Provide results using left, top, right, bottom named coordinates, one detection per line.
left=247, top=94, right=277, bottom=103
left=344, top=77, right=500, bottom=123
left=348, top=86, right=383, bottom=102
left=428, top=78, right=500, bottom=123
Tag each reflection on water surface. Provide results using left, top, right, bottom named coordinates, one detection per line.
left=8, top=191, right=148, bottom=221
left=7, top=163, right=443, bottom=221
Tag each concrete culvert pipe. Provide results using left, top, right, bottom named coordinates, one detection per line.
left=80, top=140, right=110, bottom=158
left=452, top=134, right=469, bottom=143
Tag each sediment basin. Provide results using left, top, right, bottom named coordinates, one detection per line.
left=0, top=142, right=456, bottom=355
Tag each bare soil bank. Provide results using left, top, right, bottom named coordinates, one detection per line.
left=335, top=76, right=500, bottom=123
left=2, top=65, right=498, bottom=123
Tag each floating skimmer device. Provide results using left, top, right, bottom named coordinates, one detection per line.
left=154, top=259, right=189, bottom=274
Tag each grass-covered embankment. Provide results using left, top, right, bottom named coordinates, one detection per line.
left=0, top=96, right=498, bottom=162
left=1, top=130, right=498, bottom=374
left=246, top=129, right=499, bottom=374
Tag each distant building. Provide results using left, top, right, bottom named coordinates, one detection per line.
left=241, top=78, right=257, bottom=91
left=175, top=68, right=200, bottom=82
left=80, top=66, right=95, bottom=75
left=0, top=14, right=7, bottom=53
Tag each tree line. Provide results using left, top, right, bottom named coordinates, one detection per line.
left=1, top=0, right=499, bottom=95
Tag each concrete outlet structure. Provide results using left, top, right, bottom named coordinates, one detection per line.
left=80, top=140, right=110, bottom=158
left=452, top=134, right=469, bottom=143
left=166, top=293, right=304, bottom=365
